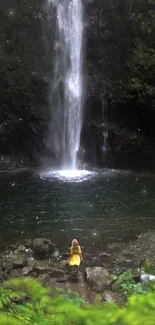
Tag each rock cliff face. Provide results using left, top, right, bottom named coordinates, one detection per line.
left=84, top=0, right=130, bottom=104
left=80, top=0, right=155, bottom=169
left=81, top=0, right=131, bottom=166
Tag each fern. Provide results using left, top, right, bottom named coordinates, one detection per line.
left=0, top=277, right=155, bottom=324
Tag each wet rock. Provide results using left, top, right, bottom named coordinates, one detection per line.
left=8, top=244, right=17, bottom=251
left=24, top=239, right=33, bottom=248
left=103, top=290, right=120, bottom=304
left=131, top=268, right=141, bottom=282
left=84, top=267, right=112, bottom=293
left=17, top=244, right=26, bottom=253
left=58, top=260, right=69, bottom=270
left=25, top=249, right=33, bottom=258
left=1, top=252, right=27, bottom=276
left=33, top=260, right=65, bottom=278
left=13, top=255, right=27, bottom=268
left=52, top=248, right=60, bottom=259
left=49, top=268, right=65, bottom=278
left=32, top=238, right=54, bottom=258
left=37, top=273, right=51, bottom=284
left=10, top=269, right=23, bottom=278
left=22, top=267, right=33, bottom=276
left=108, top=231, right=155, bottom=272
left=27, top=258, right=36, bottom=269
left=31, top=272, right=37, bottom=278
left=34, top=260, right=50, bottom=273
left=2, top=255, right=22, bottom=271
left=56, top=275, right=68, bottom=283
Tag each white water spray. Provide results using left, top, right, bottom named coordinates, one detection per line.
left=47, top=0, right=83, bottom=170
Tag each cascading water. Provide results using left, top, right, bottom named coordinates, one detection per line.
left=47, top=0, right=83, bottom=170
left=42, top=0, right=96, bottom=181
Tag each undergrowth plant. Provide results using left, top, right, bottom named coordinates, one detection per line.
left=0, top=277, right=155, bottom=324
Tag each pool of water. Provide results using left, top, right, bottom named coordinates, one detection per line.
left=0, top=168, right=155, bottom=252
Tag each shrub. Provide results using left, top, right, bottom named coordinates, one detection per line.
left=0, top=277, right=155, bottom=324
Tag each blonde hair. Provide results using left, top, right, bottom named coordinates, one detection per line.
left=72, top=239, right=79, bottom=246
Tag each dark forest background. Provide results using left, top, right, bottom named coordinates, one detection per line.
left=0, top=0, right=155, bottom=170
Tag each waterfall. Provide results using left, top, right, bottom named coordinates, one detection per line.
left=47, top=0, right=83, bottom=170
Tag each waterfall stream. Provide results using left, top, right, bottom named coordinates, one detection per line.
left=48, top=0, right=83, bottom=169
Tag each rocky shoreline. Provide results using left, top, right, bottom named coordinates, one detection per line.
left=0, top=232, right=155, bottom=304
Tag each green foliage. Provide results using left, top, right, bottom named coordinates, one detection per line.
left=112, top=271, right=143, bottom=296
left=0, top=277, right=155, bottom=325
left=122, top=0, right=155, bottom=104
left=143, top=259, right=155, bottom=275
left=0, top=0, right=49, bottom=139
left=112, top=270, right=155, bottom=297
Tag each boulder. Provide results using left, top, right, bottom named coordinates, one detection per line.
left=34, top=260, right=65, bottom=278
left=32, top=238, right=54, bottom=258
left=17, top=244, right=26, bottom=253
left=37, top=273, right=51, bottom=284
left=103, top=290, right=120, bottom=304
left=27, top=258, right=36, bottom=269
left=56, top=275, right=68, bottom=283
left=2, top=254, right=27, bottom=271
left=84, top=267, right=112, bottom=292
left=131, top=268, right=141, bottom=282
left=58, top=260, right=69, bottom=271
left=34, top=260, right=50, bottom=273
left=52, top=248, right=60, bottom=258
left=22, top=267, right=33, bottom=276
left=13, top=255, right=27, bottom=268
left=49, top=268, right=65, bottom=278
left=10, top=269, right=23, bottom=278
left=24, top=239, right=33, bottom=248
left=25, top=249, right=33, bottom=258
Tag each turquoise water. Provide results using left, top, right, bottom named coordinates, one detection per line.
left=0, top=168, right=155, bottom=252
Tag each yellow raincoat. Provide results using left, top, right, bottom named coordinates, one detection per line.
left=69, top=245, right=82, bottom=266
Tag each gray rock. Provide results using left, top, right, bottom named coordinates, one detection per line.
left=131, top=268, right=141, bottom=282
left=24, top=239, right=33, bottom=248
left=56, top=275, right=68, bottom=283
left=37, top=273, right=51, bottom=284
left=2, top=254, right=26, bottom=271
left=25, top=249, right=33, bottom=258
left=103, top=290, right=120, bottom=304
left=32, top=238, right=54, bottom=258
left=58, top=260, right=69, bottom=270
left=27, top=258, right=36, bottom=269
left=8, top=244, right=17, bottom=251
left=34, top=260, right=65, bottom=278
left=10, top=269, right=23, bottom=278
left=52, top=248, right=60, bottom=258
left=17, top=244, right=26, bottom=253
left=48, top=268, right=65, bottom=278
left=85, top=267, right=112, bottom=292
left=13, top=255, right=27, bottom=268
left=34, top=260, right=49, bottom=273
left=22, top=267, right=33, bottom=276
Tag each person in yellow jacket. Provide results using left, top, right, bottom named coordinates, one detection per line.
left=68, top=239, right=82, bottom=275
